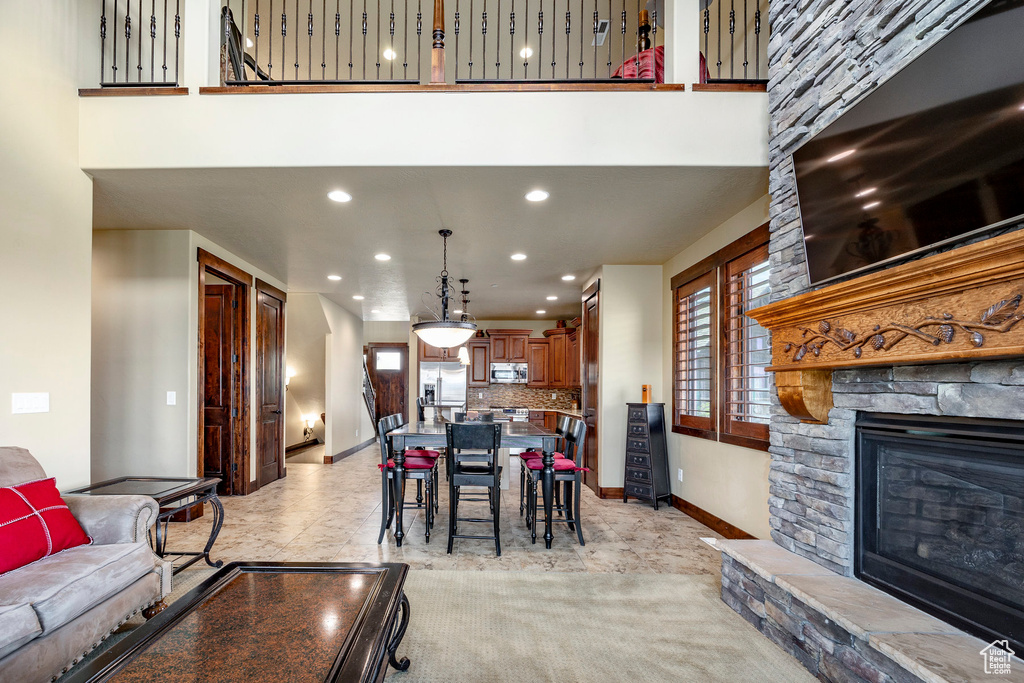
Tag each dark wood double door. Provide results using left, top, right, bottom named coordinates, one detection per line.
left=199, top=248, right=286, bottom=495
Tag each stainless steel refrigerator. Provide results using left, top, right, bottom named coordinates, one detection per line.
left=419, top=362, right=467, bottom=419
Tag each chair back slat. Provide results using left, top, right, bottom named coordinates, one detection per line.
left=377, top=413, right=403, bottom=465
left=558, top=417, right=587, bottom=463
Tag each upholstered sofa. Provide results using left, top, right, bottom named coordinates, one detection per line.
left=0, top=447, right=172, bottom=683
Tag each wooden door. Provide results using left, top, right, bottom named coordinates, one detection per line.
left=366, top=343, right=409, bottom=422
left=490, top=335, right=509, bottom=361
left=256, top=280, right=286, bottom=489
left=468, top=341, right=490, bottom=387
left=508, top=334, right=528, bottom=362
left=527, top=339, right=549, bottom=387
left=547, top=332, right=567, bottom=388
left=203, top=285, right=234, bottom=496
left=582, top=282, right=600, bottom=493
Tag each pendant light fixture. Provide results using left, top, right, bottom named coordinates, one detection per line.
left=456, top=279, right=472, bottom=365
left=412, top=230, right=477, bottom=349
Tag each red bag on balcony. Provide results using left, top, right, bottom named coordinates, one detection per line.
left=612, top=47, right=710, bottom=84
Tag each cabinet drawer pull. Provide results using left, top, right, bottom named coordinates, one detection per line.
left=627, top=454, right=651, bottom=468
left=626, top=467, right=651, bottom=482
left=625, top=482, right=653, bottom=498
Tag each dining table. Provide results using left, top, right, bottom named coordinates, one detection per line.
left=387, top=421, right=561, bottom=548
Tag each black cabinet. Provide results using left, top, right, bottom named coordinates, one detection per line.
left=623, top=403, right=671, bottom=509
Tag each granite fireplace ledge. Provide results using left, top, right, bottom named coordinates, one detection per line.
left=719, top=540, right=1024, bottom=683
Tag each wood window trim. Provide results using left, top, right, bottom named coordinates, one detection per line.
left=672, top=271, right=716, bottom=436
left=720, top=243, right=771, bottom=450
left=669, top=223, right=770, bottom=452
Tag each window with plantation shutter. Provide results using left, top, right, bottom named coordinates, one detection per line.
left=722, top=245, right=771, bottom=447
left=669, top=223, right=770, bottom=451
left=672, top=271, right=716, bottom=435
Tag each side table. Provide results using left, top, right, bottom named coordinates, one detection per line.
left=66, top=477, right=224, bottom=574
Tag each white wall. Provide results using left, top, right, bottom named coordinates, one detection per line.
left=321, top=296, right=368, bottom=457
left=0, top=2, right=94, bottom=489
left=661, top=194, right=771, bottom=538
left=91, top=230, right=287, bottom=484
left=285, top=294, right=330, bottom=447
left=92, top=231, right=192, bottom=480
left=595, top=266, right=664, bottom=489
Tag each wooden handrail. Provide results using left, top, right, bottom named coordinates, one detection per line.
left=431, top=0, right=445, bottom=84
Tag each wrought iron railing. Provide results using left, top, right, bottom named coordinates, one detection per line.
left=221, top=0, right=426, bottom=84
left=701, top=0, right=767, bottom=83
left=363, top=356, right=377, bottom=426
left=99, top=0, right=182, bottom=86
left=450, top=0, right=658, bottom=82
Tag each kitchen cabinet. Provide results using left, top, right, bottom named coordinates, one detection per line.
left=546, top=331, right=567, bottom=388
left=567, top=331, right=580, bottom=387
left=488, top=329, right=530, bottom=362
left=418, top=337, right=451, bottom=361
left=528, top=410, right=546, bottom=426
left=544, top=411, right=558, bottom=432
left=467, top=340, right=490, bottom=387
left=527, top=339, right=549, bottom=387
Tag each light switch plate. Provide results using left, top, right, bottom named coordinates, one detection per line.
left=677, top=468, right=684, bottom=483
left=166, top=391, right=176, bottom=405
left=12, top=393, right=49, bottom=414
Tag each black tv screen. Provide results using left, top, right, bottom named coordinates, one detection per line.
left=793, top=0, right=1024, bottom=287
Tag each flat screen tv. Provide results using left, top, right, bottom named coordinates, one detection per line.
left=792, top=0, right=1024, bottom=287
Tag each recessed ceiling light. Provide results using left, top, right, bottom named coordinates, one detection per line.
left=863, top=201, right=881, bottom=210
left=327, top=274, right=342, bottom=281
left=511, top=253, right=527, bottom=261
left=827, top=149, right=856, bottom=163
left=246, top=37, right=254, bottom=48
left=536, top=310, right=546, bottom=315
left=520, top=46, right=533, bottom=59
left=370, top=309, right=382, bottom=314
left=453, top=309, right=463, bottom=314
left=490, top=283, right=499, bottom=288
left=546, top=296, right=558, bottom=300
left=375, top=253, right=391, bottom=261
left=855, top=187, right=877, bottom=198
left=352, top=295, right=365, bottom=300
left=561, top=274, right=576, bottom=281
left=525, top=189, right=549, bottom=202
left=383, top=48, right=397, bottom=60
left=328, top=190, right=352, bottom=203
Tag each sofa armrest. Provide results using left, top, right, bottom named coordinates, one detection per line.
left=63, top=494, right=159, bottom=545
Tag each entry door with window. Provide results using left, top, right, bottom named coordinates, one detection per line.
left=256, top=280, right=287, bottom=488
left=366, top=343, right=408, bottom=423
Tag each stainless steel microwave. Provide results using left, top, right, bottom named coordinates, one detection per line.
left=490, top=362, right=527, bottom=384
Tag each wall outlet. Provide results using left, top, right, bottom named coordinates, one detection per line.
left=478, top=392, right=483, bottom=399
left=12, top=393, right=49, bottom=414
left=551, top=393, right=556, bottom=399
left=166, top=391, right=176, bottom=406
left=677, top=468, right=684, bottom=483
left=355, top=429, right=359, bottom=437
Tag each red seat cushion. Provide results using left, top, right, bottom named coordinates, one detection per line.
left=0, top=478, right=91, bottom=575
left=405, top=449, right=440, bottom=459
left=525, top=458, right=587, bottom=471
left=519, top=451, right=565, bottom=459
left=380, top=456, right=436, bottom=470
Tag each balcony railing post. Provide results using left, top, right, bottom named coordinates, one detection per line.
left=431, top=0, right=445, bottom=82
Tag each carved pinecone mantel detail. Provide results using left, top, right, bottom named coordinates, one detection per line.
left=781, top=293, right=1024, bottom=363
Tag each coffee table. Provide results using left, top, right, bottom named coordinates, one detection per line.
left=66, top=476, right=224, bottom=575
left=63, top=562, right=412, bottom=683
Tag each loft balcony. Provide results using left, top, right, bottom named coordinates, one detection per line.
left=77, top=0, right=769, bottom=171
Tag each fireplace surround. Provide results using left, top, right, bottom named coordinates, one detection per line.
left=856, top=413, right=1024, bottom=654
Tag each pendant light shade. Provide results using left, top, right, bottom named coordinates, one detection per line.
left=412, top=230, right=478, bottom=349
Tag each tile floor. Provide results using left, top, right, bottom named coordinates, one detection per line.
left=167, top=444, right=724, bottom=574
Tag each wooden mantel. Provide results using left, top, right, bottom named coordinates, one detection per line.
left=747, top=230, right=1024, bottom=423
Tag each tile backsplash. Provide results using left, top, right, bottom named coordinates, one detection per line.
left=467, top=386, right=581, bottom=411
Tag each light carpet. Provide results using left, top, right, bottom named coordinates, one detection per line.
left=390, top=571, right=813, bottom=682
left=68, top=569, right=812, bottom=682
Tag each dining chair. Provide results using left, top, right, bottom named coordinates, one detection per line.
left=444, top=422, right=503, bottom=556
left=522, top=416, right=588, bottom=546
left=376, top=413, right=439, bottom=545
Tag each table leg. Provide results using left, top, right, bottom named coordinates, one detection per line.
left=393, top=439, right=407, bottom=547
left=387, top=592, right=411, bottom=671
left=542, top=450, right=555, bottom=549
left=203, top=493, right=225, bottom=568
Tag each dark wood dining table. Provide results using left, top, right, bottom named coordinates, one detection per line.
left=387, top=421, right=561, bottom=548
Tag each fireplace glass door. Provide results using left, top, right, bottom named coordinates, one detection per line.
left=856, top=413, right=1024, bottom=653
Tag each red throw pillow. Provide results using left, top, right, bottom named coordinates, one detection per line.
left=0, top=478, right=91, bottom=575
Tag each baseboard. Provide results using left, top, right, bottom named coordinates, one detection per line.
left=285, top=439, right=321, bottom=453
left=325, top=437, right=376, bottom=464
left=598, top=487, right=624, bottom=500
left=670, top=495, right=756, bottom=540
left=249, top=480, right=258, bottom=494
